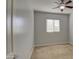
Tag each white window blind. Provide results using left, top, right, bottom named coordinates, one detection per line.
left=46, top=19, right=60, bottom=32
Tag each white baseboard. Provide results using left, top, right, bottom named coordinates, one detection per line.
left=25, top=45, right=34, bottom=59
left=30, top=47, right=34, bottom=59
left=6, top=52, right=15, bottom=59
left=34, top=42, right=70, bottom=47
left=69, top=42, right=73, bottom=46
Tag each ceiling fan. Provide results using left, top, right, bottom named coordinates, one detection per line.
left=52, top=0, right=73, bottom=11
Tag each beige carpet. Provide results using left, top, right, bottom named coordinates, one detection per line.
left=31, top=44, right=73, bottom=59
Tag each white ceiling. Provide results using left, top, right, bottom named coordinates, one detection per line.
left=31, top=0, right=73, bottom=14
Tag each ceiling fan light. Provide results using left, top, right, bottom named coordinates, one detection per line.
left=60, top=6, right=65, bottom=9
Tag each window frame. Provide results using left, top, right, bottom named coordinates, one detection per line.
left=46, top=19, right=60, bottom=33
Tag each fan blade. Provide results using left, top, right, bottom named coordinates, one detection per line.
left=65, top=6, right=73, bottom=8
left=54, top=2, right=60, bottom=5
left=65, top=0, right=72, bottom=4
left=61, top=0, right=64, bottom=3
left=57, top=0, right=61, bottom=3
left=52, top=6, right=60, bottom=9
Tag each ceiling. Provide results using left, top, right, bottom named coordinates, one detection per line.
left=31, top=0, right=73, bottom=14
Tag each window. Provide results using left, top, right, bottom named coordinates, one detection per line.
left=46, top=19, right=60, bottom=32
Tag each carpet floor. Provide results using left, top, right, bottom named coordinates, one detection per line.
left=31, top=44, right=73, bottom=59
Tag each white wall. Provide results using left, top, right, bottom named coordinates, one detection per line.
left=6, top=0, right=34, bottom=59
left=69, top=13, right=73, bottom=45
left=13, top=0, right=34, bottom=59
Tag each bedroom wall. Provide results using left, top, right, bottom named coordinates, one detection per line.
left=13, top=0, right=34, bottom=59
left=6, top=0, right=34, bottom=59
left=34, top=11, right=70, bottom=46
left=69, top=13, right=73, bottom=45
left=6, top=0, right=12, bottom=55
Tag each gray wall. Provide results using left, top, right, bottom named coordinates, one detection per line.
left=13, top=0, right=34, bottom=59
left=6, top=0, right=12, bottom=55
left=69, top=13, right=73, bottom=44
left=6, top=0, right=34, bottom=59
left=34, top=11, right=69, bottom=45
